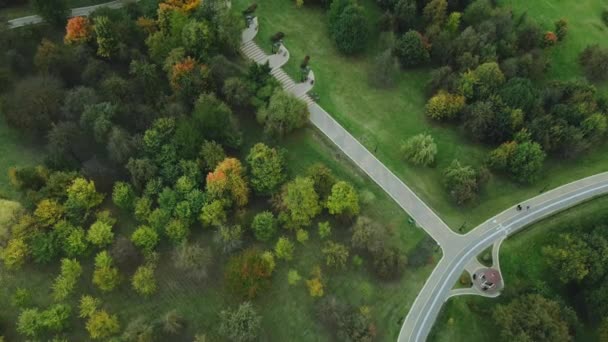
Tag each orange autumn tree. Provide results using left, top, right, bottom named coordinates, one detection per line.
left=64, top=16, right=92, bottom=44
left=170, top=56, right=197, bottom=90
left=206, top=158, right=249, bottom=207
left=160, top=0, right=201, bottom=13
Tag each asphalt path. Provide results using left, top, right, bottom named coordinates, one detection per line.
left=400, top=173, right=608, bottom=341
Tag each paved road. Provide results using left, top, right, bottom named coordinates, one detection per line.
left=399, top=172, right=608, bottom=341
left=240, top=20, right=458, bottom=248
left=7, top=0, right=134, bottom=28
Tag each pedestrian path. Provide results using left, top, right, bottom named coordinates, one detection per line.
left=8, top=0, right=137, bottom=28
left=240, top=18, right=456, bottom=247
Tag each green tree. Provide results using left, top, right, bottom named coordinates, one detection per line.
left=182, top=20, right=213, bottom=60
left=16, top=308, right=43, bottom=337
left=423, top=0, right=447, bottom=25
left=165, top=219, right=190, bottom=244
left=278, top=177, right=321, bottom=229
left=92, top=251, right=120, bottom=292
left=488, top=133, right=546, bottom=183
left=251, top=211, right=277, bottom=242
left=4, top=76, right=64, bottom=134
left=80, top=102, right=116, bottom=143
left=579, top=45, right=608, bottom=82
left=322, top=241, right=350, bottom=269
left=394, top=30, right=429, bottom=68
left=200, top=200, right=227, bottom=228
left=106, top=128, right=135, bottom=164
left=493, top=294, right=574, bottom=342
left=2, top=238, right=29, bottom=270
left=306, top=163, right=337, bottom=201
left=218, top=302, right=262, bottom=342
left=61, top=225, right=88, bottom=257
left=79, top=295, right=101, bottom=318
left=87, top=220, right=114, bottom=247
left=473, top=62, right=505, bottom=98
left=94, top=16, right=119, bottom=58
left=288, top=269, right=302, bottom=285
left=134, top=197, right=152, bottom=222
left=225, top=249, right=274, bottom=298
left=32, top=0, right=68, bottom=27
left=65, top=178, right=104, bottom=222
left=132, top=264, right=157, bottom=296
left=256, top=90, right=309, bottom=137
left=400, top=134, right=438, bottom=166
left=318, top=221, right=332, bottom=239
left=331, top=4, right=369, bottom=54
left=198, top=140, right=227, bottom=172
left=192, top=94, right=240, bottom=147
left=131, top=226, right=159, bottom=254
left=296, top=229, right=309, bottom=244
left=326, top=181, right=360, bottom=218
left=443, top=160, right=479, bottom=204
left=51, top=258, right=82, bottom=301
left=86, top=310, right=120, bottom=340
left=542, top=233, right=592, bottom=283
left=394, top=0, right=417, bottom=32
left=34, top=199, right=64, bottom=228
left=425, top=91, right=465, bottom=121
left=112, top=182, right=136, bottom=211
left=275, top=237, right=295, bottom=261
left=247, top=143, right=286, bottom=194
left=223, top=77, right=252, bottom=108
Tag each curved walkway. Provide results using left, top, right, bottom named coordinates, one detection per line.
left=240, top=18, right=457, bottom=248
left=400, top=172, right=608, bottom=341
left=7, top=0, right=137, bottom=28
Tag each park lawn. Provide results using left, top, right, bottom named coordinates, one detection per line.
left=0, top=121, right=44, bottom=200
left=0, top=0, right=112, bottom=19
left=0, top=117, right=440, bottom=340
left=499, top=0, right=608, bottom=94
left=233, top=0, right=608, bottom=231
left=429, top=195, right=608, bottom=342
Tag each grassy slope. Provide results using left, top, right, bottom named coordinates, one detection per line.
left=0, top=0, right=112, bottom=19
left=234, top=0, right=608, bottom=231
left=499, top=0, right=608, bottom=93
left=430, top=195, right=608, bottom=342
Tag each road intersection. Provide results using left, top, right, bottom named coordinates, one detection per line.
left=240, top=17, right=608, bottom=342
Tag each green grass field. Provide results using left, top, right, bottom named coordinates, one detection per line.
left=233, top=0, right=608, bottom=231
left=429, top=195, right=608, bottom=341
left=0, top=0, right=112, bottom=20
left=0, top=122, right=44, bottom=200
left=499, top=0, right=608, bottom=94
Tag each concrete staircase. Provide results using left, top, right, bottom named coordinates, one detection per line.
left=240, top=20, right=315, bottom=106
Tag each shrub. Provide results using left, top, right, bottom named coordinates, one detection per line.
left=251, top=211, right=277, bottom=242
left=425, top=91, right=465, bottom=121
left=554, top=18, right=568, bottom=41
left=579, top=45, right=608, bottom=82
left=400, top=134, right=438, bottom=166
left=219, top=302, right=262, bottom=342
left=394, top=30, right=429, bottom=68
left=443, top=160, right=479, bottom=205
left=132, top=264, right=157, bottom=296
left=369, top=49, right=399, bottom=88
left=331, top=4, right=369, bottom=54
